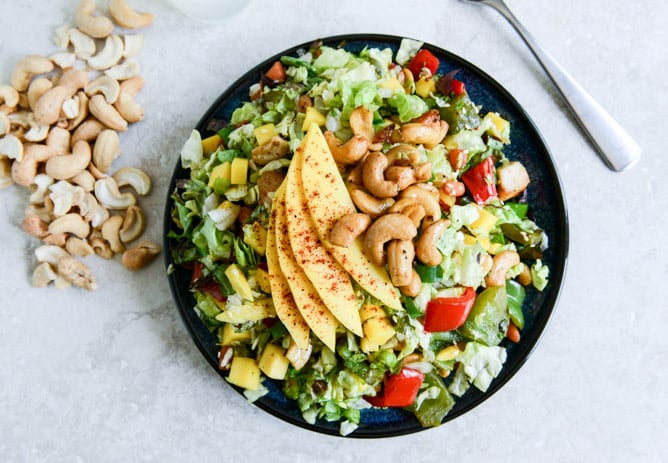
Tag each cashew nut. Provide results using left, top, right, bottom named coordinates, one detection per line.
left=324, top=130, right=368, bottom=165
left=70, top=169, right=96, bottom=192
left=400, top=119, right=448, bottom=149
left=85, top=75, right=120, bottom=104
left=251, top=135, right=288, bottom=165
left=27, top=78, right=53, bottom=111
left=91, top=236, right=114, bottom=259
left=101, top=214, right=125, bottom=253
left=121, top=240, right=160, bottom=270
left=24, top=113, right=50, bottom=142
left=92, top=129, right=121, bottom=173
left=387, top=239, right=415, bottom=287
left=77, top=191, right=101, bottom=221
left=1, top=156, right=13, bottom=189
left=122, top=34, right=144, bottom=58
left=29, top=173, right=54, bottom=204
left=109, top=0, right=154, bottom=29
left=399, top=269, right=422, bottom=297
left=57, top=255, right=98, bottom=290
left=32, top=261, right=58, bottom=288
left=45, top=140, right=92, bottom=180
left=350, top=187, right=394, bottom=218
left=48, top=213, right=90, bottom=239
left=389, top=198, right=426, bottom=228
left=399, top=184, right=441, bottom=229
left=329, top=212, right=371, bottom=247
left=33, top=86, right=70, bottom=126
left=10, top=55, right=54, bottom=92
left=21, top=215, right=49, bottom=238
left=363, top=213, right=417, bottom=266
left=384, top=165, right=416, bottom=191
left=46, top=127, right=71, bottom=155
left=65, top=237, right=95, bottom=257
left=485, top=251, right=521, bottom=287
left=0, top=113, right=10, bottom=137
left=59, top=68, right=90, bottom=96
left=119, top=204, right=145, bottom=243
left=349, top=106, right=375, bottom=142
left=385, top=143, right=421, bottom=166
left=362, top=151, right=400, bottom=198
left=49, top=180, right=85, bottom=216
left=104, top=58, right=140, bottom=81
left=67, top=91, right=89, bottom=131
left=12, top=143, right=56, bottom=186
left=88, top=35, right=124, bottom=70
left=94, top=176, right=136, bottom=209
left=111, top=166, right=151, bottom=195
left=49, top=52, right=76, bottom=69
left=0, top=85, right=20, bottom=108
left=35, top=245, right=70, bottom=265
left=0, top=134, right=24, bottom=162
left=71, top=119, right=104, bottom=146
left=88, top=94, right=128, bottom=131
left=68, top=28, right=96, bottom=60
left=54, top=25, right=71, bottom=49
left=415, top=219, right=450, bottom=266
left=76, top=0, right=114, bottom=38
left=114, top=75, right=144, bottom=123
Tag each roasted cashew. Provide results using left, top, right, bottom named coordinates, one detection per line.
left=104, top=59, right=140, bottom=81
left=0, top=134, right=23, bottom=162
left=44, top=233, right=68, bottom=247
left=349, top=106, right=375, bottom=142
left=362, top=151, right=400, bottom=198
left=46, top=127, right=71, bottom=155
left=66, top=237, right=95, bottom=257
left=49, top=180, right=85, bottom=216
left=10, top=55, right=54, bottom=92
left=121, top=240, right=160, bottom=270
left=0, top=113, right=10, bottom=137
left=109, top=0, right=154, bottom=29
left=49, top=52, right=76, bottom=69
left=85, top=75, right=121, bottom=104
left=48, top=212, right=90, bottom=239
left=329, top=212, right=371, bottom=247
left=480, top=253, right=494, bottom=278
left=112, top=167, right=151, bottom=195
left=389, top=198, right=426, bottom=228
left=32, top=261, right=58, bottom=288
left=88, top=35, right=124, bottom=70
left=101, top=215, right=125, bottom=253
left=76, top=0, right=114, bottom=38
left=59, top=68, right=90, bottom=96
left=92, top=129, right=121, bottom=173
left=90, top=236, right=114, bottom=259
left=399, top=269, right=422, bottom=297
left=114, top=76, right=144, bottom=123
left=251, top=135, right=289, bottom=165
left=384, top=165, right=416, bottom=191
left=416, top=219, right=450, bottom=266
left=11, top=143, right=56, bottom=186
left=119, top=205, right=145, bottom=243
left=27, top=78, right=53, bottom=111
left=21, top=215, right=49, bottom=238
left=385, top=144, right=421, bottom=166
left=45, top=140, right=92, bottom=180
left=350, top=187, right=395, bottom=218
left=363, top=213, right=417, bottom=266
left=70, top=170, right=96, bottom=192
left=77, top=191, right=102, bottom=222
left=324, top=130, right=368, bottom=165
left=485, top=251, right=521, bottom=287
left=414, top=162, right=432, bottom=182
left=401, top=119, right=448, bottom=149
left=399, top=184, right=441, bottom=229
left=89, top=94, right=128, bottom=131
left=34, top=245, right=70, bottom=266
left=71, top=119, right=104, bottom=146
left=0, top=156, right=13, bottom=189
left=68, top=28, right=96, bottom=60
left=57, top=255, right=98, bottom=290
left=387, top=239, right=415, bottom=287
left=0, top=85, right=20, bottom=108
left=33, top=86, right=70, bottom=126
left=94, top=176, right=136, bottom=209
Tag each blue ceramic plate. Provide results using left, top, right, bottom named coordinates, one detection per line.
left=164, top=34, right=569, bottom=438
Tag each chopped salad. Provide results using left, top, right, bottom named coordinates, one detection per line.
left=168, top=38, right=550, bottom=436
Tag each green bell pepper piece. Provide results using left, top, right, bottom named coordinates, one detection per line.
left=458, top=286, right=509, bottom=346
left=505, top=280, right=526, bottom=330
left=408, top=372, right=455, bottom=427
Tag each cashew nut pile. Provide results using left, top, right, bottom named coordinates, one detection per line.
left=328, top=106, right=496, bottom=297
left=0, top=0, right=159, bottom=291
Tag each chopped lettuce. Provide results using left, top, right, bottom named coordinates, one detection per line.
left=388, top=92, right=430, bottom=122
left=531, top=259, right=549, bottom=291
left=448, top=342, right=507, bottom=397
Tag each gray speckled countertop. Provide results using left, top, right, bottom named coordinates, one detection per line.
left=1, top=1, right=666, bottom=461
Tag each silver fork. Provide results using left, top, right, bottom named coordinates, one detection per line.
left=460, top=0, right=641, bottom=172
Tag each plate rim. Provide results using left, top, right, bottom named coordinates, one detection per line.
left=163, top=33, right=569, bottom=438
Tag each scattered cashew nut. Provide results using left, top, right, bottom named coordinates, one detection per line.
left=76, top=0, right=114, bottom=38
left=57, top=255, right=98, bottom=290
left=121, top=240, right=160, bottom=270
left=94, top=176, right=136, bottom=209
left=485, top=251, right=521, bottom=287
left=115, top=76, right=144, bottom=122
left=329, top=212, right=371, bottom=247
left=92, top=129, right=121, bottom=173
left=10, top=55, right=54, bottom=92
left=363, top=213, right=417, bottom=266
left=45, top=140, right=92, bottom=180
left=109, top=0, right=155, bottom=29
left=415, top=219, right=450, bottom=266
left=324, top=130, right=368, bottom=165
left=88, top=94, right=128, bottom=131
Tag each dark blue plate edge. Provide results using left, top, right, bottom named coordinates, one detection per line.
left=162, top=33, right=569, bottom=439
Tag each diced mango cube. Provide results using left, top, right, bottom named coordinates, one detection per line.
left=230, top=157, right=248, bottom=185
left=208, top=162, right=231, bottom=188
left=254, top=123, right=279, bottom=146
left=221, top=323, right=251, bottom=346
left=215, top=298, right=276, bottom=324
left=243, top=221, right=267, bottom=255
left=224, top=264, right=254, bottom=301
left=359, top=303, right=386, bottom=323
left=415, top=76, right=436, bottom=98
left=484, top=112, right=510, bottom=144
left=436, top=344, right=461, bottom=362
left=363, top=317, right=396, bottom=346
left=228, top=356, right=261, bottom=390
left=253, top=268, right=272, bottom=294
left=468, top=206, right=498, bottom=236
left=259, top=343, right=290, bottom=380
left=378, top=77, right=403, bottom=93
left=301, top=107, right=326, bottom=131
left=202, top=134, right=222, bottom=154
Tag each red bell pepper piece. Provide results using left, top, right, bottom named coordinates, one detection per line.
left=461, top=156, right=498, bottom=205
left=450, top=79, right=466, bottom=96
left=424, top=287, right=476, bottom=332
left=407, top=49, right=440, bottom=79
left=366, top=367, right=425, bottom=408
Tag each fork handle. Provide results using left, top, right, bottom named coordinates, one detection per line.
left=481, top=0, right=641, bottom=171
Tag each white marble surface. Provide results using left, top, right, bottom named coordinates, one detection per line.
left=1, top=1, right=666, bottom=461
